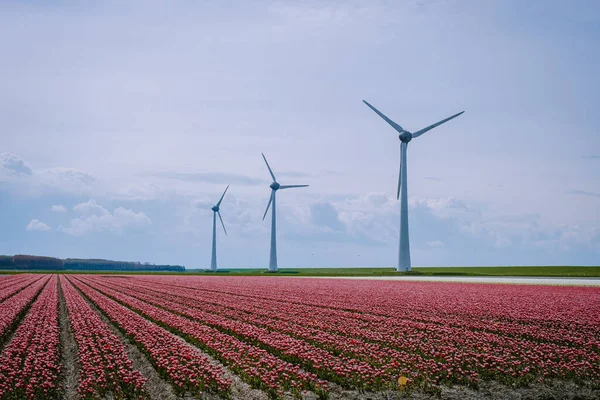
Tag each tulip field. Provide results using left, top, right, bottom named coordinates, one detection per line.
left=0, top=274, right=599, bottom=399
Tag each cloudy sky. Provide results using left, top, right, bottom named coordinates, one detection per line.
left=1, top=0, right=599, bottom=268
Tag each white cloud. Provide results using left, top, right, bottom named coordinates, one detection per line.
left=51, top=204, right=67, bottom=213
left=26, top=219, right=51, bottom=232
left=36, top=167, right=98, bottom=192
left=73, top=199, right=110, bottom=216
left=0, top=153, right=100, bottom=196
left=0, top=152, right=32, bottom=177
left=59, top=200, right=151, bottom=236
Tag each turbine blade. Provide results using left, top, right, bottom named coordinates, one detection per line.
left=397, top=143, right=403, bottom=200
left=261, top=153, right=276, bottom=182
left=412, top=111, right=464, bottom=138
left=216, top=184, right=229, bottom=207
left=262, top=191, right=274, bottom=221
left=362, top=100, right=404, bottom=133
left=218, top=211, right=227, bottom=235
left=279, top=185, right=309, bottom=189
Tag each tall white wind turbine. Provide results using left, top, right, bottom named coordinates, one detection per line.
left=363, top=100, right=464, bottom=272
left=210, top=185, right=229, bottom=271
left=261, top=153, right=308, bottom=272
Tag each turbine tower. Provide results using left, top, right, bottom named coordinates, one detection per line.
left=210, top=185, right=229, bottom=271
left=363, top=100, right=464, bottom=272
left=261, top=153, right=308, bottom=272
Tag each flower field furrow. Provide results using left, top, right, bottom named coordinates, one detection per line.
left=61, top=277, right=148, bottom=399
left=0, top=275, right=50, bottom=344
left=66, top=277, right=231, bottom=398
left=85, top=276, right=389, bottom=391
left=0, top=276, right=61, bottom=400
left=94, top=277, right=600, bottom=387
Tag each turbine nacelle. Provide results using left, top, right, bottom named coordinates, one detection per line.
left=211, top=205, right=219, bottom=212
left=399, top=131, right=412, bottom=143
left=270, top=182, right=281, bottom=191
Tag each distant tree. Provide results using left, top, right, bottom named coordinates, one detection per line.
left=0, top=255, right=184, bottom=272
left=62, top=258, right=185, bottom=272
left=0, top=255, right=13, bottom=267
left=11, top=255, right=63, bottom=270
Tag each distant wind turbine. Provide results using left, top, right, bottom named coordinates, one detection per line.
left=363, top=100, right=464, bottom=272
left=261, top=153, right=308, bottom=272
left=210, top=185, right=229, bottom=271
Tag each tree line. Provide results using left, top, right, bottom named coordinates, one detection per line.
left=0, top=255, right=185, bottom=272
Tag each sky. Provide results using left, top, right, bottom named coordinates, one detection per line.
left=1, top=0, right=599, bottom=268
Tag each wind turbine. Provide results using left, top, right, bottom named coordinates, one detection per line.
left=261, top=153, right=308, bottom=272
left=363, top=100, right=464, bottom=272
left=210, top=185, right=229, bottom=271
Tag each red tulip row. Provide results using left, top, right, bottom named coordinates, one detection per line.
left=0, top=276, right=61, bottom=399
left=0, top=275, right=40, bottom=303
left=73, top=276, right=327, bottom=399
left=65, top=277, right=231, bottom=398
left=61, top=277, right=148, bottom=399
left=115, top=276, right=600, bottom=389
left=92, top=276, right=599, bottom=388
left=0, top=275, right=50, bottom=344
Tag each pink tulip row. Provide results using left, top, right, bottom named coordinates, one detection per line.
left=111, top=275, right=600, bottom=390
left=84, top=276, right=401, bottom=390
left=98, top=277, right=479, bottom=388
left=0, top=275, right=50, bottom=344
left=145, top=275, right=600, bottom=347
left=92, top=276, right=584, bottom=389
left=0, top=276, right=61, bottom=399
left=61, top=277, right=148, bottom=399
left=65, top=277, right=231, bottom=398
left=0, top=274, right=29, bottom=290
left=139, top=275, right=600, bottom=352
left=0, top=275, right=41, bottom=303
left=74, top=276, right=328, bottom=399
left=159, top=279, right=600, bottom=385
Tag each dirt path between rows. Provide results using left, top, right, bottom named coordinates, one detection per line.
left=58, top=276, right=80, bottom=400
